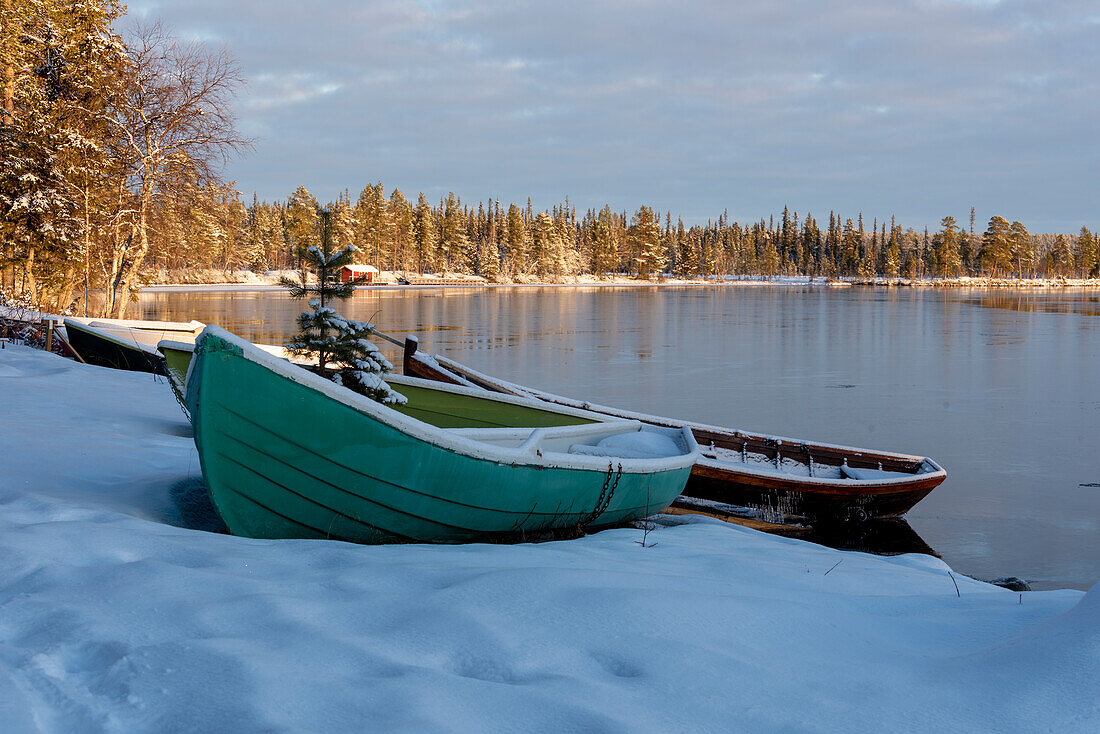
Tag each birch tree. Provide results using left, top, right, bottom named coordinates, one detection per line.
left=101, top=23, right=248, bottom=317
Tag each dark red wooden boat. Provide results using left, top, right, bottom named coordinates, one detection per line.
left=394, top=334, right=947, bottom=524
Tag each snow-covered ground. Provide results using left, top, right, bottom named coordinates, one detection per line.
left=1, top=343, right=1096, bottom=733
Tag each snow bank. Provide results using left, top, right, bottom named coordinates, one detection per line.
left=0, top=344, right=1095, bottom=733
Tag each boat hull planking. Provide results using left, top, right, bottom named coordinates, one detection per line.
left=685, top=463, right=940, bottom=522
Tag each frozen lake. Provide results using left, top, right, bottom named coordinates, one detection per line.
left=135, top=284, right=1100, bottom=591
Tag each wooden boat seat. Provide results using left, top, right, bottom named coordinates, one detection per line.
left=567, top=429, right=685, bottom=459
left=447, top=421, right=690, bottom=459
left=839, top=464, right=912, bottom=481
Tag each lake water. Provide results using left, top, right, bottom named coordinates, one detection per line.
left=136, top=284, right=1100, bottom=591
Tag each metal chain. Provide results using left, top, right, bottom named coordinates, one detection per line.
left=167, top=372, right=191, bottom=422
left=580, top=462, right=622, bottom=530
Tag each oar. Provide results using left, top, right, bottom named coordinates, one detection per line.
left=371, top=329, right=405, bottom=349
left=370, top=328, right=425, bottom=378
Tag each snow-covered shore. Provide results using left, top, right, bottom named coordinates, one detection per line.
left=1, top=344, right=1096, bottom=733
left=139, top=273, right=1100, bottom=293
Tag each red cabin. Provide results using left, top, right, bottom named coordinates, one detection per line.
left=338, top=264, right=379, bottom=283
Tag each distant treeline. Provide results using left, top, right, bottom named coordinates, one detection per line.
left=3, top=3, right=1098, bottom=319
left=160, top=184, right=1099, bottom=284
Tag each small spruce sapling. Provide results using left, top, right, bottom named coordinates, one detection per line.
left=279, top=209, right=406, bottom=405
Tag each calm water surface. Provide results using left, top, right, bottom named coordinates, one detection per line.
left=137, top=285, right=1100, bottom=591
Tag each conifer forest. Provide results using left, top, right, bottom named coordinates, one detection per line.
left=3, top=1, right=1098, bottom=318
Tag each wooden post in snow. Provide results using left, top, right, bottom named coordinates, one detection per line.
left=403, top=335, right=418, bottom=375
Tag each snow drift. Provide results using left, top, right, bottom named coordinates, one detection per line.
left=0, top=344, right=1095, bottom=733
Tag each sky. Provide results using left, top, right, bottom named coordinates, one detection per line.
left=129, top=0, right=1098, bottom=232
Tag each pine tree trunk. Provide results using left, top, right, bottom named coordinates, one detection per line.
left=0, top=0, right=20, bottom=300
left=56, top=263, right=77, bottom=313
left=82, top=185, right=91, bottom=316
left=23, top=247, right=37, bottom=304
left=1, top=0, right=13, bottom=128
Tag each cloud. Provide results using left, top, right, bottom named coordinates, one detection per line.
left=129, top=0, right=1099, bottom=231
left=244, top=74, right=344, bottom=111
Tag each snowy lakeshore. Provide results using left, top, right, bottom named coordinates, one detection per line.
left=1, top=345, right=1097, bottom=733
left=138, top=270, right=1100, bottom=292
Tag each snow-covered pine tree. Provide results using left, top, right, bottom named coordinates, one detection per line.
left=981, top=216, right=1012, bottom=277
left=1052, top=233, right=1074, bottom=276
left=675, top=218, right=696, bottom=277
left=1009, top=221, right=1033, bottom=278
left=759, top=235, right=780, bottom=278
left=411, top=192, right=437, bottom=275
left=0, top=1, right=119, bottom=308
left=329, top=199, right=357, bottom=254
left=279, top=208, right=405, bottom=405
left=352, top=182, right=386, bottom=266
left=388, top=188, right=412, bottom=272
left=883, top=236, right=901, bottom=279
left=553, top=208, right=574, bottom=275
left=531, top=211, right=555, bottom=278
left=440, top=191, right=468, bottom=273
left=857, top=249, right=875, bottom=279
left=478, top=226, right=501, bottom=282
left=503, top=202, right=526, bottom=276
left=935, top=216, right=962, bottom=278
left=285, top=186, right=319, bottom=261
left=630, top=205, right=665, bottom=279
left=1076, top=227, right=1098, bottom=278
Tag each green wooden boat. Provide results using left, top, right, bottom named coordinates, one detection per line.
left=185, top=326, right=699, bottom=544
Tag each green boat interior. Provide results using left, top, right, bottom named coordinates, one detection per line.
left=159, top=337, right=603, bottom=433
left=386, top=377, right=597, bottom=430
